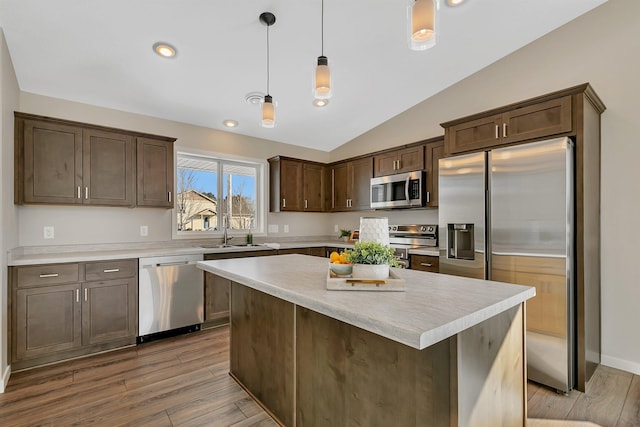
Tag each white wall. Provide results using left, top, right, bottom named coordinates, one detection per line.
left=332, top=0, right=640, bottom=374
left=0, top=27, right=20, bottom=392
left=16, top=93, right=332, bottom=246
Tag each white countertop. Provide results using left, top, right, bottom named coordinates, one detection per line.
left=7, top=240, right=354, bottom=266
left=197, top=254, right=535, bottom=350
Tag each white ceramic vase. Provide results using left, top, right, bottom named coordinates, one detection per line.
left=351, top=264, right=389, bottom=280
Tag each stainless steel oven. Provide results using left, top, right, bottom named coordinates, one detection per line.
left=389, top=224, right=438, bottom=268
left=370, top=170, right=427, bottom=209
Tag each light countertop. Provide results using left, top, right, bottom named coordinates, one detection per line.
left=197, top=254, right=535, bottom=350
left=8, top=239, right=438, bottom=266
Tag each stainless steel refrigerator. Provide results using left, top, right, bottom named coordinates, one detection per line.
left=439, top=137, right=575, bottom=392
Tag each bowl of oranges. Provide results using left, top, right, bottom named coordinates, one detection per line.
left=329, top=251, right=353, bottom=276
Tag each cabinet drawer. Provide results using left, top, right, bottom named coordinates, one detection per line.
left=410, top=255, right=439, bottom=273
left=84, top=259, right=137, bottom=281
left=16, top=263, right=80, bottom=288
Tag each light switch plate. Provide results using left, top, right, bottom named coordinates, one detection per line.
left=43, top=226, right=54, bottom=239
left=140, top=225, right=148, bottom=237
left=268, top=224, right=278, bottom=233
left=284, top=224, right=289, bottom=233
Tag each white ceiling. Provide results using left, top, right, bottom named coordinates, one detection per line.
left=0, top=0, right=607, bottom=152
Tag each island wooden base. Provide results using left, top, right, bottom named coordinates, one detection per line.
left=230, top=282, right=526, bottom=427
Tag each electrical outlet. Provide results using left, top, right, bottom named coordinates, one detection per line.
left=283, top=224, right=289, bottom=233
left=268, top=224, right=279, bottom=233
left=334, top=224, right=339, bottom=233
left=43, top=226, right=54, bottom=240
left=140, top=225, right=148, bottom=237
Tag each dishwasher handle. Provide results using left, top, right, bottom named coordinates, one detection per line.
left=155, top=261, right=191, bottom=267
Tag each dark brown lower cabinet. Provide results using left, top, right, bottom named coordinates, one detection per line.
left=11, top=259, right=138, bottom=371
left=410, top=254, right=440, bottom=273
left=204, top=273, right=231, bottom=328
left=203, top=250, right=275, bottom=328
left=82, top=278, right=137, bottom=345
left=15, top=284, right=82, bottom=361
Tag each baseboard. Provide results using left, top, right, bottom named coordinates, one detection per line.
left=0, top=364, right=11, bottom=393
left=601, top=354, right=640, bottom=375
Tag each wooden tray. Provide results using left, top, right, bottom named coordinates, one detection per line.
left=326, top=268, right=406, bottom=292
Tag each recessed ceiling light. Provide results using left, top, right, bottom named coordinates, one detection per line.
left=313, top=99, right=329, bottom=107
left=153, top=42, right=177, bottom=58
left=447, top=0, right=466, bottom=6
left=223, top=119, right=239, bottom=128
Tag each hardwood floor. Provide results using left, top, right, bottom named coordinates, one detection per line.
left=1, top=326, right=638, bottom=427
left=0, top=326, right=277, bottom=427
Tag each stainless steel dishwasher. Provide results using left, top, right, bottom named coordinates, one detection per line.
left=138, top=254, right=204, bottom=342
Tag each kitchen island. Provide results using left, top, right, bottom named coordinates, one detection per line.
left=198, top=254, right=535, bottom=427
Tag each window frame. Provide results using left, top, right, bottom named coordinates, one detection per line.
left=172, top=147, right=267, bottom=239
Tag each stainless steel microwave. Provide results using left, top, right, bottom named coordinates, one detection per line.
left=370, top=170, right=427, bottom=209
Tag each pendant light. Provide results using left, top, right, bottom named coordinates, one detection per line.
left=408, top=0, right=438, bottom=51
left=260, top=12, right=276, bottom=128
left=314, top=0, right=331, bottom=100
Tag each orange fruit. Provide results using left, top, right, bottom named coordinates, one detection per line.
left=330, top=251, right=340, bottom=263
left=339, top=253, right=349, bottom=264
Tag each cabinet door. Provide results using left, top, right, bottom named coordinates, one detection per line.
left=82, top=278, right=137, bottom=345
left=349, top=157, right=373, bottom=211
left=204, top=272, right=230, bottom=324
left=83, top=129, right=135, bottom=206
left=303, top=163, right=324, bottom=211
left=309, top=247, right=326, bottom=257
left=502, top=96, right=572, bottom=144
left=331, top=162, right=350, bottom=211
left=425, top=140, right=444, bottom=207
left=137, top=137, right=174, bottom=208
left=446, top=114, right=503, bottom=155
left=22, top=120, right=83, bottom=204
left=15, top=284, right=82, bottom=360
left=373, top=151, right=399, bottom=177
left=280, top=159, right=303, bottom=211
left=396, top=146, right=424, bottom=173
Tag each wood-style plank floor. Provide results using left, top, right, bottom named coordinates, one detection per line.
left=1, top=326, right=638, bottom=426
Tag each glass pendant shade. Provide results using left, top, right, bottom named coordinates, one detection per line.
left=315, top=56, right=332, bottom=99
left=262, top=95, right=275, bottom=128
left=409, top=0, right=438, bottom=51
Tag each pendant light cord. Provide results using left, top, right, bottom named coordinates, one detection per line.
left=321, top=0, right=324, bottom=56
left=266, top=23, right=270, bottom=95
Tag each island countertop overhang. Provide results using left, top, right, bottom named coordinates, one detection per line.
left=197, top=254, right=535, bottom=350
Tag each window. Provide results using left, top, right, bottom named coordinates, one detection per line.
left=175, top=151, right=265, bottom=236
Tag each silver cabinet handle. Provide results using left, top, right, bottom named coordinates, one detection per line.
left=282, top=198, right=286, bottom=208
left=84, top=288, right=88, bottom=301
left=426, top=191, right=430, bottom=203
left=495, top=124, right=499, bottom=139
left=77, top=186, right=81, bottom=199
left=420, top=263, right=433, bottom=267
left=76, top=289, right=80, bottom=303
left=39, top=273, right=59, bottom=278
left=304, top=200, right=308, bottom=209
left=103, top=268, right=120, bottom=273
left=503, top=123, right=507, bottom=138
left=168, top=191, right=172, bottom=203
left=85, top=187, right=89, bottom=199
left=397, top=159, right=401, bottom=170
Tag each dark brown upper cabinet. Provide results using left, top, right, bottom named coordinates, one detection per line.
left=269, top=156, right=325, bottom=212
left=444, top=96, right=572, bottom=155
left=424, top=138, right=444, bottom=208
left=373, top=145, right=424, bottom=177
left=83, top=129, right=135, bottom=206
left=136, top=137, right=174, bottom=208
left=15, top=112, right=175, bottom=208
left=329, top=156, right=373, bottom=212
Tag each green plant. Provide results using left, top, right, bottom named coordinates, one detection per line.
left=345, top=241, right=399, bottom=267
left=339, top=229, right=351, bottom=238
